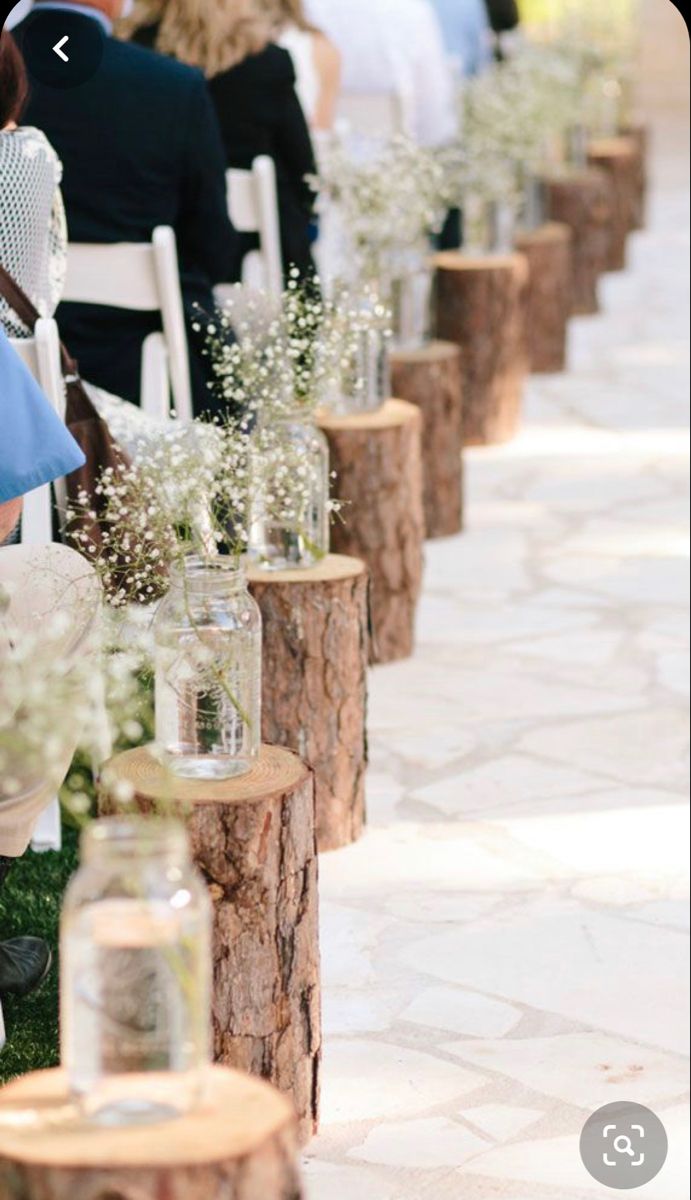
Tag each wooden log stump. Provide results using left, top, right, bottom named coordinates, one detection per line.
left=0, top=1066, right=303, bottom=1200
left=621, top=124, right=648, bottom=230
left=433, top=251, right=529, bottom=445
left=317, top=400, right=424, bottom=665
left=514, top=222, right=573, bottom=374
left=100, top=745, right=320, bottom=1143
left=587, top=136, right=639, bottom=271
left=389, top=340, right=464, bottom=538
left=542, top=167, right=612, bottom=314
left=247, top=556, right=368, bottom=853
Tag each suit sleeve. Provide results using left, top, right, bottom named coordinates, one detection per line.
left=178, top=75, right=242, bottom=284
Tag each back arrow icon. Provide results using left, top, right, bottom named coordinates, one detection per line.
left=53, top=36, right=70, bottom=62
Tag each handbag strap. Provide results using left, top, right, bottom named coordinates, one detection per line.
left=0, top=262, right=79, bottom=378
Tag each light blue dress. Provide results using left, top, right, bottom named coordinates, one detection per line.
left=429, top=0, right=492, bottom=77
left=0, top=325, right=85, bottom=504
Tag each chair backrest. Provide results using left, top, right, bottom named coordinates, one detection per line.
left=62, top=226, right=193, bottom=421
left=227, top=156, right=283, bottom=298
left=9, top=319, right=67, bottom=546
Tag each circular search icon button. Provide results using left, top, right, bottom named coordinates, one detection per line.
left=580, top=1102, right=668, bottom=1189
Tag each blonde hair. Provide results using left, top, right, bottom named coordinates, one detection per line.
left=118, top=0, right=271, bottom=77
left=257, top=0, right=319, bottom=34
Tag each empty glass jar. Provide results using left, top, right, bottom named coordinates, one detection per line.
left=153, top=557, right=261, bottom=780
left=249, top=412, right=330, bottom=569
left=61, top=818, right=211, bottom=1127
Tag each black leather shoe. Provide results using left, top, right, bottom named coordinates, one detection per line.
left=0, top=938, right=52, bottom=998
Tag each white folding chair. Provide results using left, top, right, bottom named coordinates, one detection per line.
left=9, top=318, right=66, bottom=546
left=225, top=156, right=283, bottom=299
left=62, top=226, right=193, bottom=422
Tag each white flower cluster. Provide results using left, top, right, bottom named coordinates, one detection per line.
left=314, top=136, right=453, bottom=283
left=65, top=421, right=252, bottom=607
left=0, top=600, right=102, bottom=803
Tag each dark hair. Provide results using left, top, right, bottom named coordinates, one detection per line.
left=0, top=31, right=28, bottom=128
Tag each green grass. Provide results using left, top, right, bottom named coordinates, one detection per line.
left=0, top=825, right=78, bottom=1083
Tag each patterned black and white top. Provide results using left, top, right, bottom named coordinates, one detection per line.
left=0, top=126, right=67, bottom=338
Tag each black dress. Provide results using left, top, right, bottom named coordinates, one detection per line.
left=135, top=28, right=317, bottom=281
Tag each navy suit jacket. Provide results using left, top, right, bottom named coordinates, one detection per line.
left=15, top=12, right=240, bottom=413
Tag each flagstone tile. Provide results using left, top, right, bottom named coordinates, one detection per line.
left=400, top=986, right=520, bottom=1039
left=303, top=1160, right=399, bottom=1200
left=348, top=1116, right=490, bottom=1168
left=517, top=708, right=689, bottom=790
left=443, top=1033, right=688, bottom=1109
left=457, top=1103, right=690, bottom=1198
left=398, top=901, right=689, bottom=1054
left=461, top=1104, right=544, bottom=1142
left=409, top=756, right=612, bottom=819
left=320, top=1041, right=487, bottom=1125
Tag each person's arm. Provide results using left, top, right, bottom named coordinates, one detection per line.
left=178, top=73, right=242, bottom=285
left=0, top=498, right=22, bottom=543
left=312, top=33, right=342, bottom=132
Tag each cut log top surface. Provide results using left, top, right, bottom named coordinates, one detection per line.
left=515, top=221, right=572, bottom=246
left=247, top=553, right=366, bottom=586
left=434, top=250, right=527, bottom=273
left=541, top=165, right=608, bottom=185
left=0, top=1067, right=294, bottom=1168
left=103, top=743, right=308, bottom=806
left=588, top=135, right=637, bottom=158
left=389, top=339, right=460, bottom=366
left=317, top=397, right=421, bottom=431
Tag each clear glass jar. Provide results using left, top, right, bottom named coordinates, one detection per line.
left=153, top=557, right=261, bottom=780
left=331, top=292, right=390, bottom=415
left=463, top=195, right=516, bottom=254
left=386, top=251, right=435, bottom=352
left=564, top=123, right=590, bottom=168
left=61, top=818, right=211, bottom=1127
left=249, top=413, right=330, bottom=569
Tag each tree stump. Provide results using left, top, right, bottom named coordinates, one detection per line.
left=621, top=124, right=648, bottom=230
left=542, top=167, right=612, bottom=314
left=587, top=136, right=639, bottom=270
left=247, top=556, right=368, bottom=853
left=100, top=745, right=320, bottom=1143
left=317, top=400, right=424, bottom=665
left=433, top=251, right=529, bottom=445
left=389, top=340, right=464, bottom=538
left=0, top=1066, right=303, bottom=1200
left=514, top=222, right=573, bottom=374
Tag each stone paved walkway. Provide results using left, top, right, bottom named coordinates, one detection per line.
left=306, top=22, right=689, bottom=1200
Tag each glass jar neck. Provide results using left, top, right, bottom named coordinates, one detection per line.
left=81, top=817, right=191, bottom=868
left=169, top=555, right=247, bottom=596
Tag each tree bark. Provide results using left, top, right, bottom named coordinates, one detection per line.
left=247, top=556, right=369, bottom=853
left=587, top=136, right=639, bottom=270
left=542, top=167, right=612, bottom=314
left=100, top=745, right=321, bottom=1144
left=390, top=340, right=464, bottom=538
left=318, top=400, right=424, bottom=665
left=621, top=124, right=648, bottom=230
left=0, top=1066, right=303, bottom=1200
left=514, top=222, right=573, bottom=374
left=434, top=251, right=529, bottom=445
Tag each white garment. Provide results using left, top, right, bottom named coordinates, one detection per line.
left=0, top=128, right=67, bottom=338
left=305, top=0, right=456, bottom=146
left=0, top=126, right=164, bottom=450
left=279, top=25, right=320, bottom=127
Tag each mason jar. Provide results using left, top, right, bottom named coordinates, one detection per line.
left=564, top=123, right=590, bottom=169
left=249, top=412, right=330, bottom=569
left=153, top=557, right=261, bottom=780
left=378, top=249, right=434, bottom=352
left=61, top=817, right=211, bottom=1126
